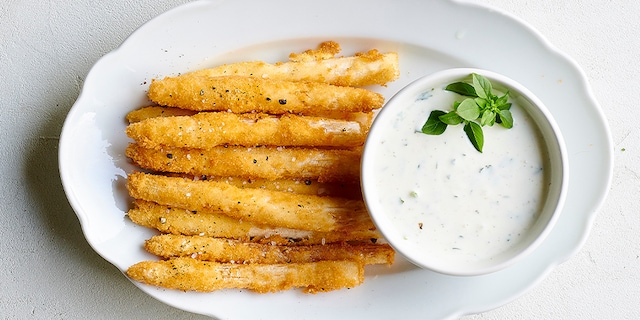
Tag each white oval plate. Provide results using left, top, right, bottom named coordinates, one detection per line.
left=59, top=0, right=613, bottom=319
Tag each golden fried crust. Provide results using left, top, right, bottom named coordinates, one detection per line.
left=147, top=75, right=384, bottom=114
left=163, top=174, right=363, bottom=199
left=288, top=41, right=342, bottom=62
left=200, top=176, right=363, bottom=199
left=127, top=200, right=381, bottom=245
left=126, top=257, right=365, bottom=293
left=127, top=106, right=373, bottom=129
left=125, top=106, right=197, bottom=123
left=126, top=172, right=372, bottom=232
left=144, top=234, right=394, bottom=265
left=185, top=44, right=399, bottom=87
left=125, top=144, right=361, bottom=184
left=127, top=199, right=253, bottom=238
left=125, top=112, right=367, bottom=149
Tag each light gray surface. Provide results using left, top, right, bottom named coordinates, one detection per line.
left=1, top=0, right=636, bottom=319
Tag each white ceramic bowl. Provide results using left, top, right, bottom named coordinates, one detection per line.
left=361, top=68, right=569, bottom=276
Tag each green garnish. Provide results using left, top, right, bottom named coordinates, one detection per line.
left=420, top=73, right=513, bottom=152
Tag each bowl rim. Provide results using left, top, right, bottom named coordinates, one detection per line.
left=361, top=67, right=570, bottom=276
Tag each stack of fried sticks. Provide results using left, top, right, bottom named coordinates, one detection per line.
left=124, top=41, right=400, bottom=293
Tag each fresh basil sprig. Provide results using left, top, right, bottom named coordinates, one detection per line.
left=420, top=73, right=513, bottom=152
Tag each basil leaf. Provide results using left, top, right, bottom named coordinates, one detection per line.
left=475, top=97, right=487, bottom=109
left=498, top=109, right=514, bottom=129
left=497, top=102, right=512, bottom=111
left=495, top=92, right=510, bottom=106
left=445, top=82, right=477, bottom=97
left=480, top=110, right=496, bottom=126
left=421, top=110, right=448, bottom=135
left=439, top=111, right=464, bottom=125
left=472, top=73, right=492, bottom=99
left=456, top=98, right=480, bottom=121
left=419, top=73, right=515, bottom=152
left=464, top=121, right=484, bottom=152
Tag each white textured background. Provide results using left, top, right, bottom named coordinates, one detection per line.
left=1, top=0, right=637, bottom=319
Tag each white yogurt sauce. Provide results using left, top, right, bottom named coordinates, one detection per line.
left=372, top=87, right=549, bottom=265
